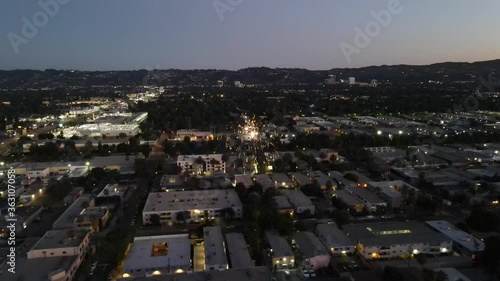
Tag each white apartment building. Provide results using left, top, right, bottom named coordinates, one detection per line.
left=343, top=221, right=453, bottom=260
left=27, top=229, right=91, bottom=259
left=142, top=190, right=242, bottom=225
left=177, top=154, right=226, bottom=176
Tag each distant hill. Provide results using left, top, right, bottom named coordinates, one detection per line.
left=0, top=59, right=498, bottom=88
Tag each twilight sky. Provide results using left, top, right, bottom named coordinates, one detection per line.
left=1, top=0, right=500, bottom=70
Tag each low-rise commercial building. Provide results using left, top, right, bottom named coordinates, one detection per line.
left=343, top=221, right=453, bottom=260
left=142, top=190, right=243, bottom=225
left=316, top=223, right=356, bottom=255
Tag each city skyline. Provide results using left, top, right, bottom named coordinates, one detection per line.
left=1, top=0, right=500, bottom=70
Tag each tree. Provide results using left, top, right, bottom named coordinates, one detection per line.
left=149, top=214, right=160, bottom=225
left=332, top=210, right=350, bottom=227
left=176, top=211, right=190, bottom=223
left=383, top=266, right=404, bottom=281
left=329, top=153, right=338, bottom=162
left=46, top=179, right=72, bottom=200
left=344, top=173, right=359, bottom=183
left=82, top=140, right=94, bottom=158
left=483, top=235, right=500, bottom=269
left=223, top=208, right=236, bottom=222
left=283, top=153, right=293, bottom=164
left=415, top=253, right=427, bottom=269
left=326, top=180, right=334, bottom=190
left=81, top=201, right=90, bottom=209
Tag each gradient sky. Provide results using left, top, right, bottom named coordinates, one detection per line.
left=1, top=0, right=500, bottom=70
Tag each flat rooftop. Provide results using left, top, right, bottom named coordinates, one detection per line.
left=309, top=171, right=331, bottom=184
left=204, top=226, right=227, bottom=267
left=123, top=234, right=191, bottom=272
left=344, top=171, right=374, bottom=183
left=225, top=233, right=253, bottom=269
left=271, top=173, right=293, bottom=185
left=343, top=221, right=451, bottom=247
left=30, top=229, right=88, bottom=251
left=348, top=187, right=386, bottom=204
left=160, top=174, right=184, bottom=187
left=253, top=174, right=275, bottom=188
left=143, top=190, right=242, bottom=213
left=426, top=220, right=485, bottom=252
left=332, top=190, right=363, bottom=206
left=292, top=231, right=329, bottom=258
left=291, top=173, right=313, bottom=185
left=80, top=207, right=108, bottom=221
left=53, top=195, right=93, bottom=227
left=274, top=196, right=292, bottom=210
left=0, top=255, right=77, bottom=281
left=234, top=174, right=253, bottom=187
left=282, top=189, right=313, bottom=208
left=97, top=183, right=125, bottom=197
left=316, top=223, right=354, bottom=247
left=117, top=266, right=273, bottom=281
left=265, top=231, right=294, bottom=258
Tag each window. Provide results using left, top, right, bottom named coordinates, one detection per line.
left=62, top=251, right=67, bottom=254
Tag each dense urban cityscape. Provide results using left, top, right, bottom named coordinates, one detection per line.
left=2, top=1, right=500, bottom=281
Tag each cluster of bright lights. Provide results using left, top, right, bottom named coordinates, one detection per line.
left=239, top=118, right=259, bottom=140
